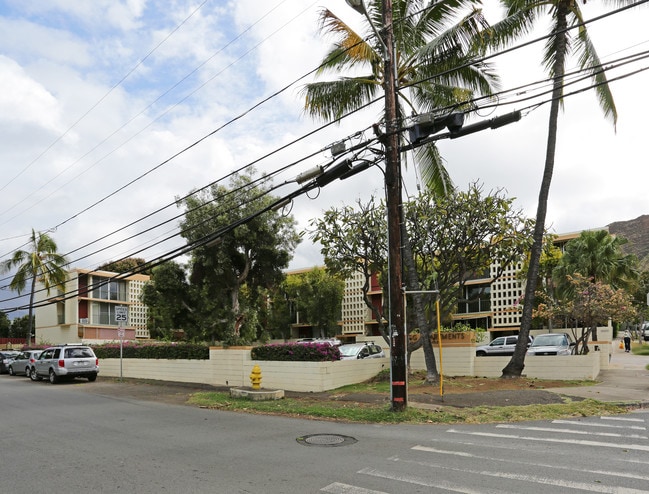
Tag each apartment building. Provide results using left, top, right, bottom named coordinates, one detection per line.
left=34, top=268, right=150, bottom=344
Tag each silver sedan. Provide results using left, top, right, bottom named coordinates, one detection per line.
left=8, top=350, right=42, bottom=376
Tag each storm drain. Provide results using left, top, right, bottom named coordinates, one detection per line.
left=296, top=434, right=357, bottom=447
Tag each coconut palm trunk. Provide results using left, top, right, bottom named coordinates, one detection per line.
left=502, top=0, right=569, bottom=377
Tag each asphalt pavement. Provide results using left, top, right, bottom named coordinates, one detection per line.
left=545, top=339, right=649, bottom=405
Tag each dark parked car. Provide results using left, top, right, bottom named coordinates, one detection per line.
left=0, top=351, right=20, bottom=374
left=8, top=350, right=43, bottom=376
left=475, top=336, right=533, bottom=356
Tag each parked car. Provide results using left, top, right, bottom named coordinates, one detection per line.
left=526, top=333, right=573, bottom=356
left=30, top=344, right=99, bottom=384
left=641, top=322, right=649, bottom=342
left=0, top=351, right=20, bottom=374
left=296, top=338, right=342, bottom=346
left=475, top=335, right=533, bottom=356
left=8, top=350, right=43, bottom=376
left=338, top=342, right=385, bottom=360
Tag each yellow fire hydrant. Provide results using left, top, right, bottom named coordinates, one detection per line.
left=249, top=365, right=262, bottom=390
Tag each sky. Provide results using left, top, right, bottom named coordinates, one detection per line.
left=0, top=0, right=648, bottom=315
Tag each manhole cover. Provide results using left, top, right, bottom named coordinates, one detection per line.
left=296, top=434, right=357, bottom=447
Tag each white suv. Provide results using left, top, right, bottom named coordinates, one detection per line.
left=30, top=344, right=99, bottom=384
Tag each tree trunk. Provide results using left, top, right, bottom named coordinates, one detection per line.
left=402, top=224, right=439, bottom=382
left=27, top=275, right=36, bottom=347
left=502, top=2, right=569, bottom=378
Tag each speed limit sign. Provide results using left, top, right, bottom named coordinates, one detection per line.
left=115, top=306, right=128, bottom=324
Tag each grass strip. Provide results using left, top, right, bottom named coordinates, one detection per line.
left=187, top=392, right=630, bottom=425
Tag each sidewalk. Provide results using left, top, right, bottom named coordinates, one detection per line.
left=546, top=340, right=649, bottom=405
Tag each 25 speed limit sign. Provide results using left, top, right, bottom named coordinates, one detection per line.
left=115, top=306, right=128, bottom=324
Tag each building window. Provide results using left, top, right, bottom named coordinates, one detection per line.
left=91, top=302, right=121, bottom=326
left=92, top=277, right=127, bottom=301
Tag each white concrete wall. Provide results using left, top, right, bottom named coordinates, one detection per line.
left=99, top=348, right=389, bottom=392
left=98, top=337, right=605, bottom=392
left=473, top=352, right=601, bottom=380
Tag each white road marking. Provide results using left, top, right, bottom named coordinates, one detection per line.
left=412, top=445, right=649, bottom=482
left=446, top=429, right=649, bottom=452
left=357, top=467, right=501, bottom=494
left=496, top=423, right=647, bottom=439
left=601, top=416, right=646, bottom=422
left=552, top=419, right=645, bottom=430
left=321, top=482, right=388, bottom=494
left=389, top=454, right=649, bottom=493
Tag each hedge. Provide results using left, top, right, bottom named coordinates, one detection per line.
left=93, top=342, right=209, bottom=360
left=251, top=342, right=341, bottom=362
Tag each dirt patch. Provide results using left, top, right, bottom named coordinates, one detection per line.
left=84, top=373, right=589, bottom=409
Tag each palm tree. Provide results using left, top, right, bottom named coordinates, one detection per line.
left=554, top=230, right=638, bottom=294
left=495, top=0, right=643, bottom=378
left=1, top=229, right=69, bottom=345
left=553, top=230, right=639, bottom=348
left=302, top=0, right=500, bottom=382
left=302, top=0, right=499, bottom=195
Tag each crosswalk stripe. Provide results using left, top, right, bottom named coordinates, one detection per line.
left=321, top=482, right=388, bottom=494
left=552, top=419, right=646, bottom=430
left=497, top=423, right=647, bottom=439
left=446, top=429, right=649, bottom=452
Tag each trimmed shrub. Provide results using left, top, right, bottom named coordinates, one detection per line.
left=93, top=342, right=209, bottom=360
left=251, top=342, right=341, bottom=362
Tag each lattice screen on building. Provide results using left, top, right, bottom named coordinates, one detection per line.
left=490, top=260, right=524, bottom=328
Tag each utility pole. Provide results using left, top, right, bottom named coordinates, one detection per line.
left=382, top=0, right=407, bottom=411
left=345, top=0, right=407, bottom=411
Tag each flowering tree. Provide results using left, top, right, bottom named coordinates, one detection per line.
left=534, top=274, right=636, bottom=354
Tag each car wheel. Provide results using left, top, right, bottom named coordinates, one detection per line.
left=30, top=368, right=41, bottom=381
left=87, top=375, right=97, bottom=382
left=48, top=370, right=58, bottom=384
left=8, top=366, right=14, bottom=376
left=476, top=350, right=487, bottom=357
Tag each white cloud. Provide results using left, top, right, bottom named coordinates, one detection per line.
left=0, top=0, right=646, bottom=305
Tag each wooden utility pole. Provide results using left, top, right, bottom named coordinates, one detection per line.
left=382, top=0, right=407, bottom=411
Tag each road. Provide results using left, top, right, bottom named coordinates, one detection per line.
left=2, top=374, right=649, bottom=493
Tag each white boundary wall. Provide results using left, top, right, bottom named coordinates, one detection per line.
left=100, top=348, right=389, bottom=392
left=99, top=341, right=605, bottom=391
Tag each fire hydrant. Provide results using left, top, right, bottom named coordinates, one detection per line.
left=249, top=365, right=262, bottom=390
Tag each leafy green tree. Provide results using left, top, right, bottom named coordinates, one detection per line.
left=140, top=261, right=195, bottom=340
left=1, top=229, right=69, bottom=345
left=10, top=315, right=33, bottom=342
left=311, top=184, right=533, bottom=382
left=310, top=196, right=389, bottom=337
left=405, top=183, right=534, bottom=381
left=0, top=311, right=11, bottom=338
left=302, top=0, right=499, bottom=195
left=494, top=0, right=645, bottom=378
left=177, top=172, right=300, bottom=344
left=281, top=267, right=345, bottom=339
left=97, top=258, right=150, bottom=275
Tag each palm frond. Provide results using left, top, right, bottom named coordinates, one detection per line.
left=301, top=77, right=381, bottom=122
left=572, top=8, right=618, bottom=128
left=317, top=8, right=381, bottom=73
left=415, top=143, right=455, bottom=198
